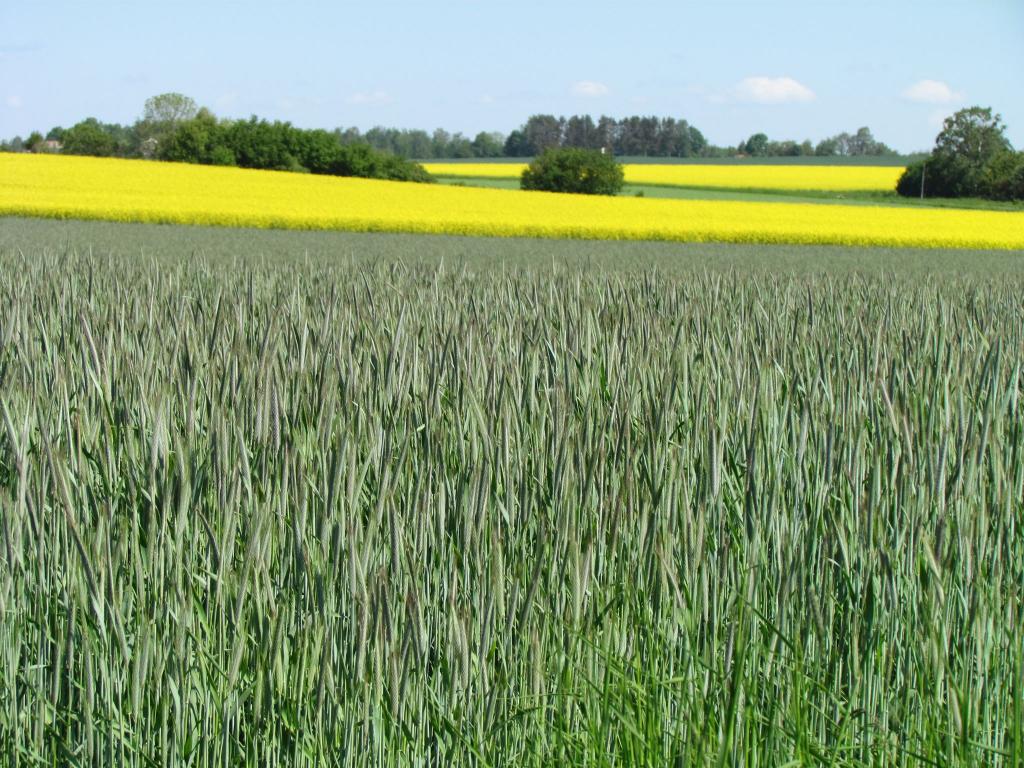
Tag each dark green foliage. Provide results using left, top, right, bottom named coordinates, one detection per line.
left=138, top=94, right=430, bottom=181
left=815, top=137, right=840, bottom=156
left=503, top=114, right=710, bottom=158
left=61, top=118, right=117, bottom=156
left=982, top=151, right=1024, bottom=200
left=6, top=93, right=906, bottom=163
left=159, top=114, right=433, bottom=182
left=293, top=129, right=343, bottom=174
left=222, top=117, right=301, bottom=171
left=522, top=114, right=565, bottom=153
left=897, top=106, right=1020, bottom=200
left=471, top=131, right=505, bottom=158
left=24, top=131, right=43, bottom=151
left=896, top=159, right=927, bottom=197
left=328, top=143, right=435, bottom=182
left=158, top=109, right=234, bottom=165
left=503, top=128, right=534, bottom=157
left=934, top=106, right=1011, bottom=167
left=813, top=127, right=895, bottom=157
left=521, top=148, right=624, bottom=195
left=739, top=127, right=894, bottom=159
left=53, top=118, right=136, bottom=157
left=742, top=132, right=770, bottom=156
left=443, top=132, right=475, bottom=158
left=347, top=126, right=497, bottom=159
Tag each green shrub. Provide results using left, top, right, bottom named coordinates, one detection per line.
left=895, top=160, right=927, bottom=197
left=329, top=143, right=434, bottom=183
left=159, top=110, right=228, bottom=165
left=521, top=148, right=624, bottom=195
left=62, top=119, right=117, bottom=157
left=981, top=151, right=1024, bottom=201
left=208, top=145, right=236, bottom=166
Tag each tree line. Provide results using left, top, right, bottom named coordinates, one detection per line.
left=502, top=116, right=897, bottom=159
left=14, top=93, right=1017, bottom=200
left=737, top=126, right=895, bottom=158
left=503, top=115, right=708, bottom=157
left=3, top=92, right=909, bottom=164
left=2, top=94, right=432, bottom=182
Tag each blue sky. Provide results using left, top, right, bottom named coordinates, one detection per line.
left=1, top=0, right=1021, bottom=153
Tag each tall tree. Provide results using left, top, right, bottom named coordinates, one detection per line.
left=137, top=93, right=199, bottom=149
left=523, top=115, right=564, bottom=153
left=503, top=129, right=534, bottom=157
left=743, top=133, right=769, bottom=156
left=929, top=106, right=1012, bottom=196
left=431, top=128, right=452, bottom=158
left=143, top=93, right=198, bottom=125
left=897, top=106, right=1015, bottom=198
left=933, top=107, right=1010, bottom=166
left=471, top=131, right=504, bottom=157
left=563, top=115, right=598, bottom=149
left=595, top=116, right=617, bottom=153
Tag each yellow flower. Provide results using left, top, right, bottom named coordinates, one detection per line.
left=3, top=154, right=1022, bottom=249
left=423, top=162, right=904, bottom=192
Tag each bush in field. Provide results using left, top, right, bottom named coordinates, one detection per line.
left=521, top=147, right=624, bottom=195
left=328, top=143, right=434, bottom=182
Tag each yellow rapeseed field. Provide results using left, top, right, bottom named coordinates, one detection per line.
left=423, top=162, right=905, bottom=192
left=2, top=154, right=1022, bottom=249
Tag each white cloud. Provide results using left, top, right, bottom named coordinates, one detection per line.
left=571, top=80, right=609, bottom=97
left=479, top=93, right=495, bottom=105
left=903, top=79, right=962, bottom=104
left=732, top=76, right=815, bottom=104
left=5, top=95, right=22, bottom=109
left=348, top=90, right=393, bottom=106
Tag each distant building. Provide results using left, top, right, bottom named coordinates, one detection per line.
left=140, top=137, right=159, bottom=159
left=39, top=140, right=63, bottom=152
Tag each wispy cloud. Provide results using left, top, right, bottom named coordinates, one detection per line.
left=571, top=80, right=609, bottom=97
left=731, top=76, right=815, bottom=104
left=347, top=90, right=393, bottom=106
left=5, top=95, right=23, bottom=109
left=903, top=79, right=962, bottom=104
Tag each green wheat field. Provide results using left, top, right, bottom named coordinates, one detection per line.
left=1, top=217, right=1022, bottom=766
